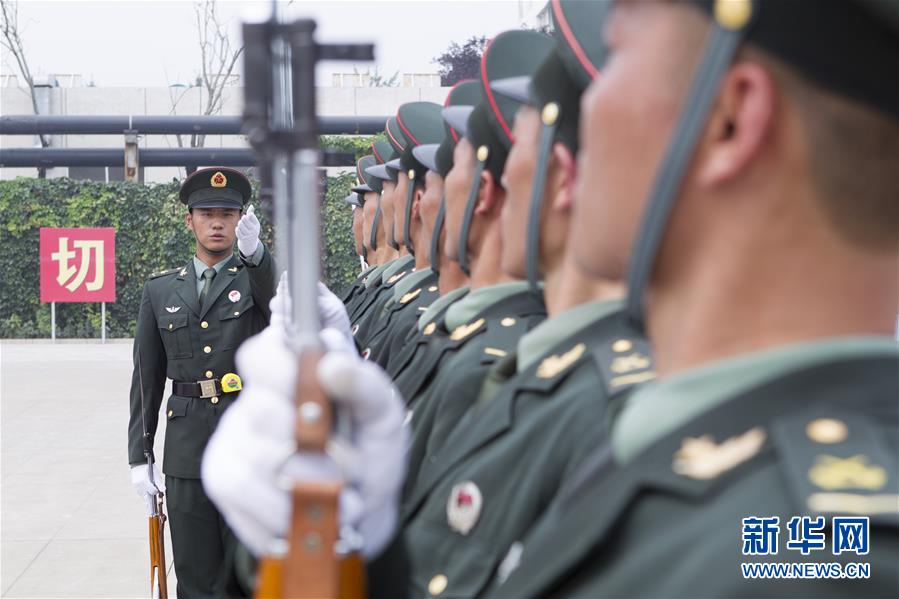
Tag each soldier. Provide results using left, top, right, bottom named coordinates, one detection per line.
left=491, top=0, right=899, bottom=596
left=345, top=192, right=366, bottom=270
left=360, top=101, right=446, bottom=364
left=128, top=167, right=277, bottom=598
left=339, top=157, right=382, bottom=313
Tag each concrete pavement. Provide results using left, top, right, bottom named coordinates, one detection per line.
left=1, top=341, right=175, bottom=598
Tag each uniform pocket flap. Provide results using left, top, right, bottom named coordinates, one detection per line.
left=159, top=314, right=189, bottom=332
left=166, top=395, right=189, bottom=419
left=220, top=295, right=255, bottom=320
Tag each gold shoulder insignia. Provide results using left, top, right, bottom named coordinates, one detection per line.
left=450, top=318, right=485, bottom=341
left=673, top=427, right=766, bottom=480
left=536, top=343, right=586, bottom=379
left=400, top=288, right=422, bottom=305
left=808, top=454, right=887, bottom=491
left=149, top=267, right=180, bottom=280
left=387, top=270, right=407, bottom=285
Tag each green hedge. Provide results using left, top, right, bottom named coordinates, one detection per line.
left=0, top=164, right=364, bottom=339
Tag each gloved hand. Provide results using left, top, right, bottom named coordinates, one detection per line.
left=131, top=463, right=165, bottom=516
left=236, top=205, right=261, bottom=257
left=269, top=273, right=353, bottom=346
left=201, top=325, right=407, bottom=559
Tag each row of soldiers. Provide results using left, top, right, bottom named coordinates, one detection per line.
left=201, top=0, right=898, bottom=597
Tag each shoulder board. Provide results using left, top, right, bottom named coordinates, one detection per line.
left=479, top=314, right=533, bottom=365
left=148, top=267, right=180, bottom=280
left=588, top=314, right=656, bottom=399
left=771, top=407, right=899, bottom=527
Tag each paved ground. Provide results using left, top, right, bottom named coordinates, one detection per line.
left=1, top=341, right=175, bottom=598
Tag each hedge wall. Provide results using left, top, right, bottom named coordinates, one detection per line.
left=0, top=161, right=364, bottom=339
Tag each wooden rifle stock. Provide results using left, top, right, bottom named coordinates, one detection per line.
left=149, top=493, right=169, bottom=598
left=253, top=352, right=365, bottom=599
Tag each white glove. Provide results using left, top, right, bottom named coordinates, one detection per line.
left=269, top=273, right=353, bottom=347
left=236, top=205, right=261, bottom=257
left=202, top=325, right=407, bottom=559
left=130, top=463, right=165, bottom=516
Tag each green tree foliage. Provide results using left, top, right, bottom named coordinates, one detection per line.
left=0, top=170, right=364, bottom=339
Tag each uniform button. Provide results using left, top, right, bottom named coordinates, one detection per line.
left=205, top=370, right=213, bottom=378
left=428, top=574, right=448, bottom=596
left=204, top=345, right=212, bottom=354
left=500, top=317, right=516, bottom=327
left=806, top=418, right=848, bottom=444
left=201, top=321, right=209, bottom=329
left=211, top=396, right=219, bottom=405
left=233, top=311, right=240, bottom=317
left=167, top=410, right=173, bottom=418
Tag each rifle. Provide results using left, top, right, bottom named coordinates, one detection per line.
left=242, top=8, right=373, bottom=598
left=137, top=349, right=169, bottom=599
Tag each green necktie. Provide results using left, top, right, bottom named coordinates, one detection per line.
left=199, top=268, right=216, bottom=307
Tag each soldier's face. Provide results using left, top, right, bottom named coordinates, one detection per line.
left=573, top=1, right=704, bottom=280
left=362, top=191, right=379, bottom=252
left=444, top=139, right=475, bottom=261
left=420, top=170, right=444, bottom=243
left=393, top=171, right=410, bottom=246
left=352, top=207, right=364, bottom=256
left=501, top=106, right=541, bottom=278
left=186, top=207, right=240, bottom=254
left=380, top=181, right=397, bottom=240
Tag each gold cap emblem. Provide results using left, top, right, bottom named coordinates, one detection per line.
left=210, top=171, right=228, bottom=188
left=476, top=145, right=489, bottom=162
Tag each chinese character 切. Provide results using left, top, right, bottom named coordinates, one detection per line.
left=786, top=516, right=826, bottom=555
left=51, top=237, right=105, bottom=292
left=833, top=517, right=870, bottom=555
left=742, top=516, right=780, bottom=555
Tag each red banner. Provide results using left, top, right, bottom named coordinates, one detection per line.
left=40, top=228, right=116, bottom=303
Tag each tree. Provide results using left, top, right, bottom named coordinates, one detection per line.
left=1, top=0, right=49, bottom=176
left=352, top=65, right=400, bottom=88
left=433, top=36, right=487, bottom=87
left=170, top=0, right=243, bottom=151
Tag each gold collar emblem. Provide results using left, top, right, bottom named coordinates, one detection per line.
left=387, top=270, right=407, bottom=285
left=536, top=343, right=586, bottom=380
left=400, top=288, right=422, bottom=305
left=673, top=427, right=766, bottom=480
left=450, top=318, right=485, bottom=341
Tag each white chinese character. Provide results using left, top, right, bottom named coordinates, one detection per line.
left=51, top=237, right=105, bottom=292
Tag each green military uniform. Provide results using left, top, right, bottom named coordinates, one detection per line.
left=127, top=167, right=277, bottom=598
left=351, top=253, right=414, bottom=347
left=492, top=341, right=899, bottom=597
left=399, top=300, right=654, bottom=598
left=365, top=268, right=440, bottom=366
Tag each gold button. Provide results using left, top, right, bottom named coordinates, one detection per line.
left=167, top=410, right=173, bottom=418
left=428, top=574, right=448, bottom=596
left=201, top=321, right=209, bottom=329
left=211, top=396, right=219, bottom=405
left=168, top=323, right=173, bottom=330
left=205, top=370, right=213, bottom=378
left=612, top=339, right=633, bottom=353
left=233, top=311, right=240, bottom=317
left=500, top=317, right=516, bottom=327
left=204, top=345, right=212, bottom=354
left=806, top=418, right=848, bottom=444
left=429, top=286, right=438, bottom=292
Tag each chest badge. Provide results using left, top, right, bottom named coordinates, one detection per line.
left=165, top=306, right=181, bottom=313
left=228, top=290, right=241, bottom=303
left=447, top=481, right=483, bottom=535
left=220, top=373, right=243, bottom=393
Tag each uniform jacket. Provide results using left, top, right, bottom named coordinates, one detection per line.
left=127, top=248, right=277, bottom=478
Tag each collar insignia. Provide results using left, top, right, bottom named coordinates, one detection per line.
left=450, top=318, right=484, bottom=341
left=536, top=343, right=585, bottom=379
left=400, top=288, right=422, bottom=305
left=673, top=427, right=766, bottom=480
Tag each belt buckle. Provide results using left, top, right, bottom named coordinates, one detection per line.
left=198, top=379, right=217, bottom=399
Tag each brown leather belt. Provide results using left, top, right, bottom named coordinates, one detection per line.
left=173, top=379, right=222, bottom=399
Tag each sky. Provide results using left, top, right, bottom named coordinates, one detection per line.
left=2, top=0, right=535, bottom=87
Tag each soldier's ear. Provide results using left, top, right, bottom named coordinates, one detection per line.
left=184, top=211, right=193, bottom=229
left=474, top=169, right=501, bottom=216
left=550, top=142, right=577, bottom=212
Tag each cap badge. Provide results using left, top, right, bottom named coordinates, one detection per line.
left=211, top=171, right=228, bottom=188
left=446, top=481, right=483, bottom=535
left=228, top=290, right=241, bottom=303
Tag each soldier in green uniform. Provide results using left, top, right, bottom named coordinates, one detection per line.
left=128, top=167, right=277, bottom=598
left=361, top=101, right=446, bottom=365
left=490, top=0, right=899, bottom=596
left=339, top=158, right=382, bottom=313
